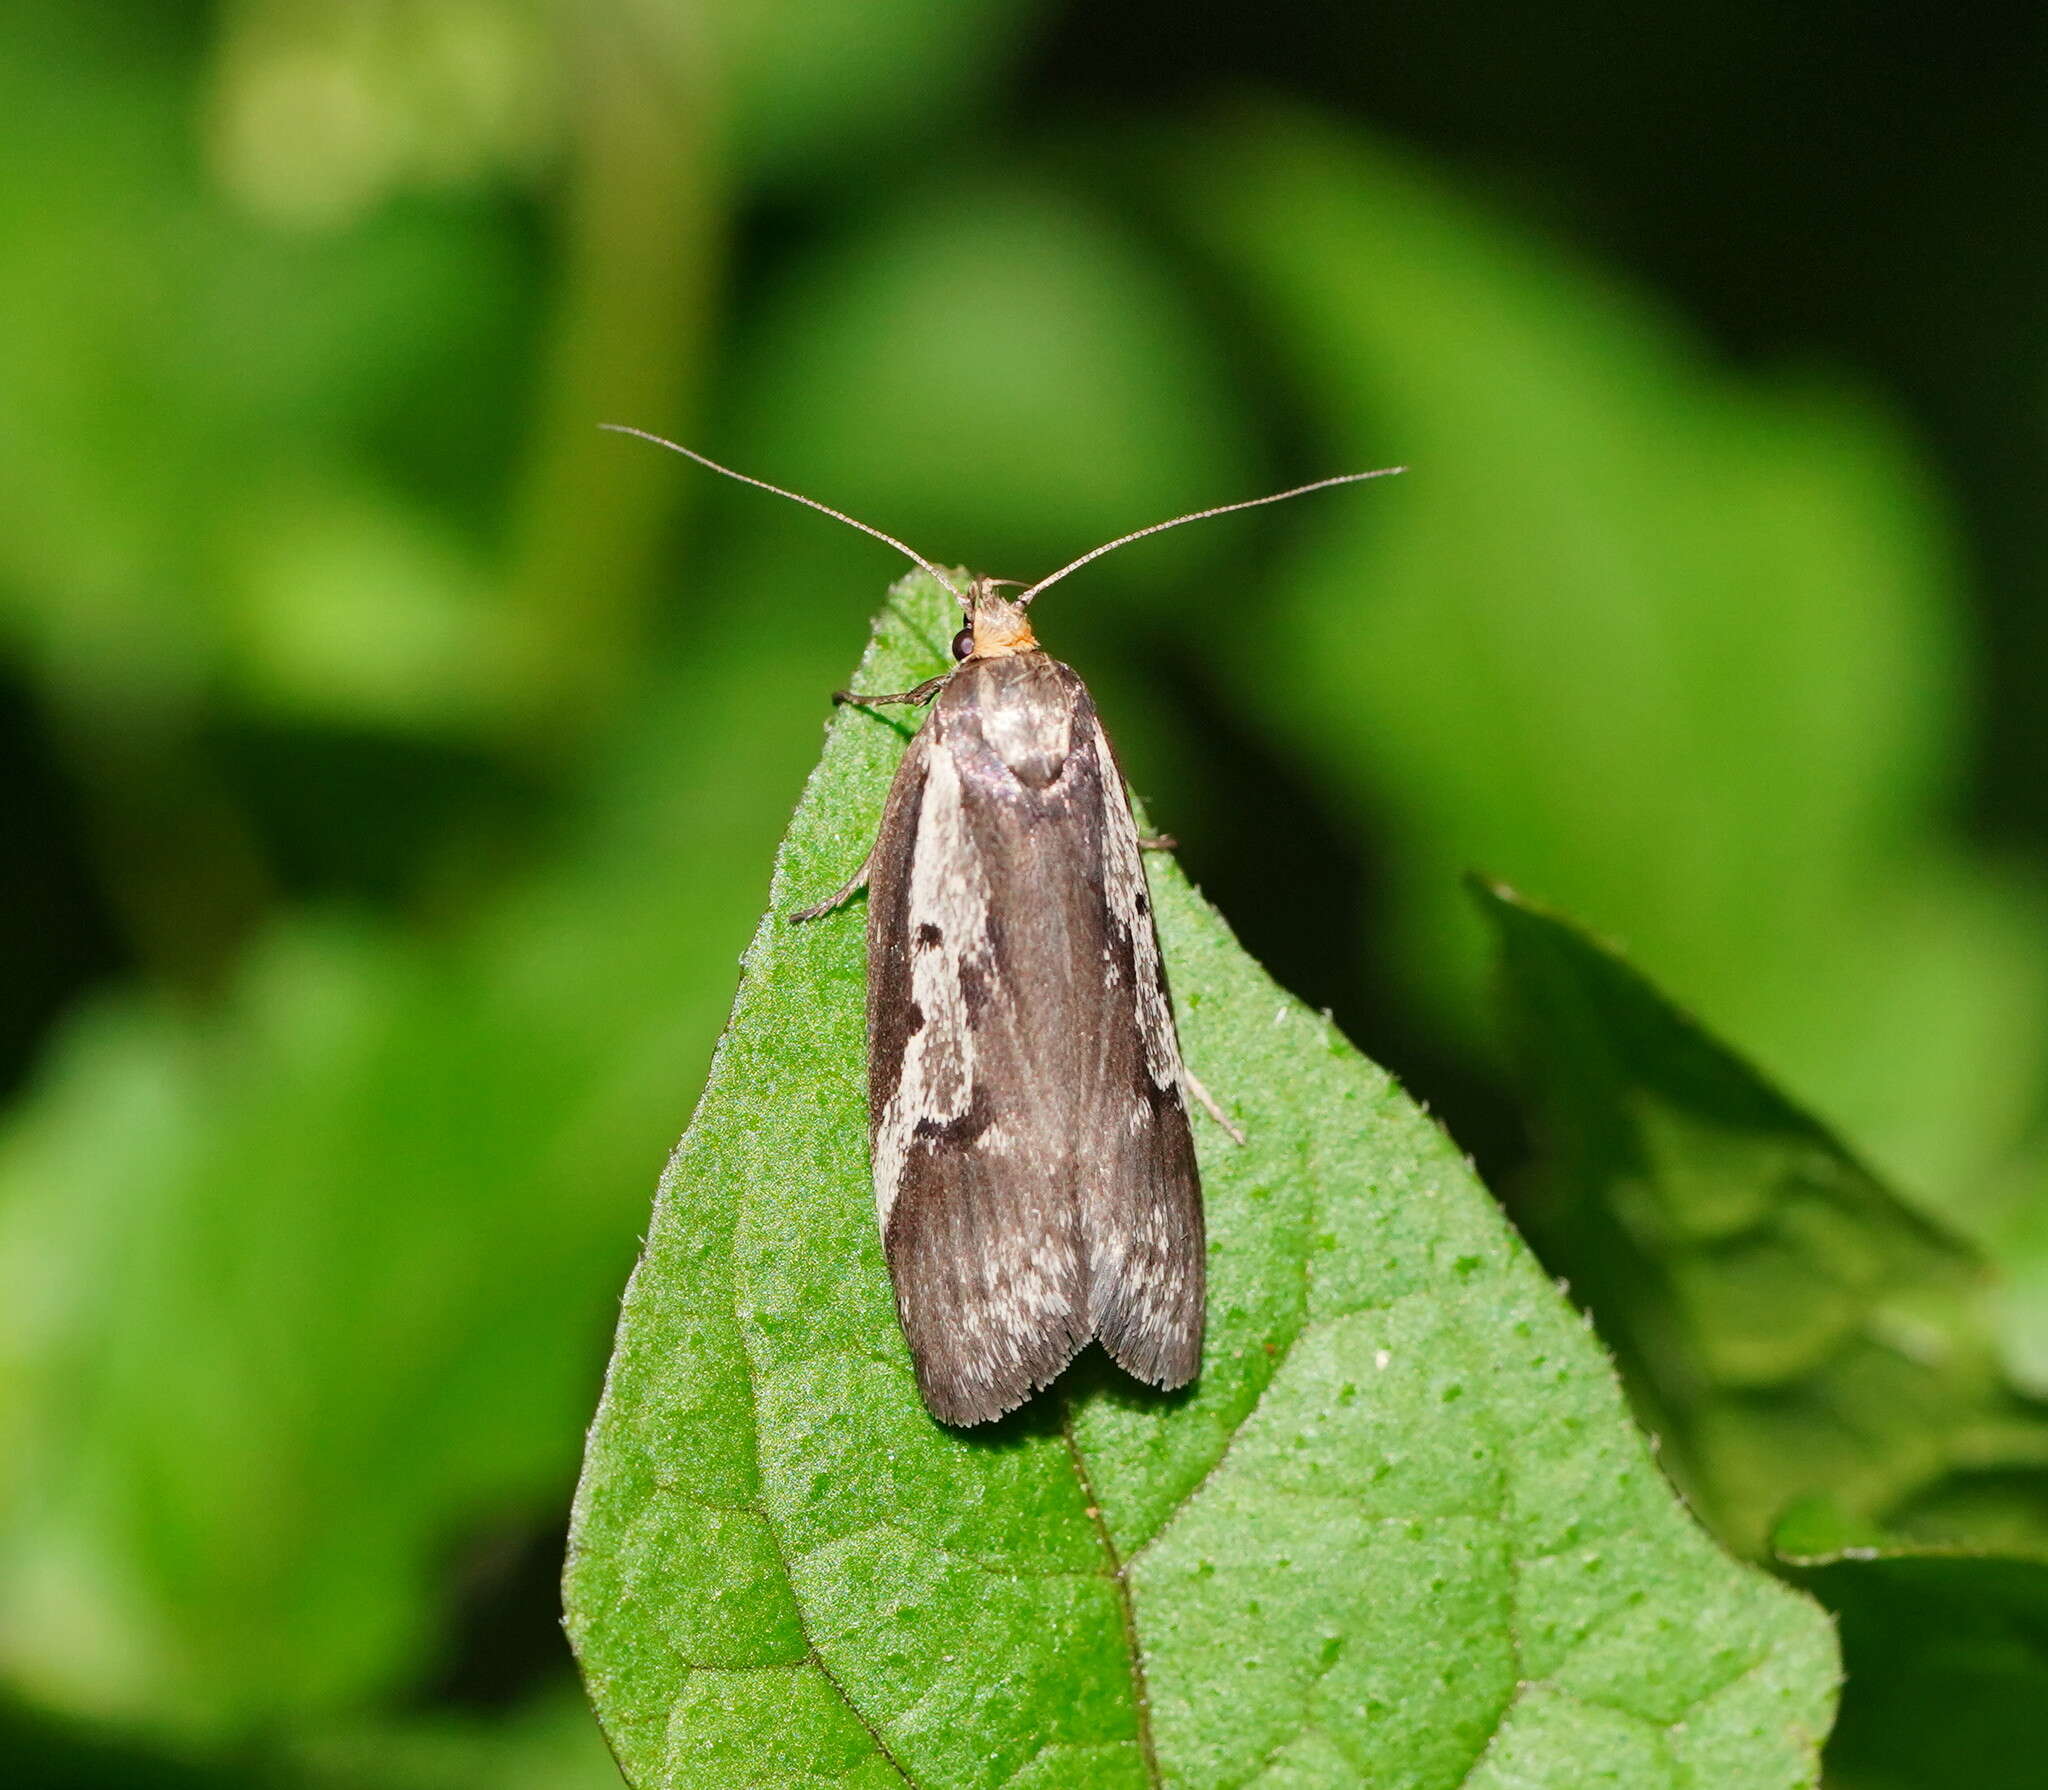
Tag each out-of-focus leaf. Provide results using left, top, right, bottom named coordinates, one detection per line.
left=1993, top=1186, right=2048, bottom=1399
left=565, top=576, right=1833, bottom=1789
left=712, top=0, right=1040, bottom=187
left=1175, top=107, right=2048, bottom=1216
left=0, top=4, right=524, bottom=729
left=0, top=554, right=863, bottom=1737
left=219, top=471, right=498, bottom=732
left=0, top=927, right=630, bottom=1736
left=2, top=1683, right=624, bottom=1790
left=204, top=0, right=561, bottom=226
left=1772, top=1498, right=2048, bottom=1790
left=203, top=0, right=1039, bottom=227
left=290, top=1690, right=625, bottom=1790
left=1478, top=880, right=2048, bottom=1559
left=0, top=1693, right=230, bottom=1790
left=1484, top=882, right=2048, bottom=1782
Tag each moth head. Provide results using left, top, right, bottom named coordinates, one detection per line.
left=957, top=578, right=1039, bottom=660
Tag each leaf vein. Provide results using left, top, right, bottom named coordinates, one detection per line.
left=1062, top=1400, right=1164, bottom=1789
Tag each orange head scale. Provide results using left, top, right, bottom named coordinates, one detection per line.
left=952, top=579, right=1039, bottom=663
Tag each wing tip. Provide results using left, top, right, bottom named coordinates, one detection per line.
left=915, top=1334, right=1090, bottom=1428
left=1101, top=1328, right=1203, bottom=1395
left=914, top=1323, right=1204, bottom=1425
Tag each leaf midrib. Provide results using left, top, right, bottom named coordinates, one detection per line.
left=1062, top=1402, right=1165, bottom=1789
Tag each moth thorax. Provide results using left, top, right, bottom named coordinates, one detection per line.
left=967, top=580, right=1038, bottom=659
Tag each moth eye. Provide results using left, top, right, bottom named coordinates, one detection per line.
left=950, top=627, right=975, bottom=661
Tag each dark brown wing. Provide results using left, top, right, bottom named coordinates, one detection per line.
left=867, top=654, right=1202, bottom=1425
left=1075, top=706, right=1204, bottom=1391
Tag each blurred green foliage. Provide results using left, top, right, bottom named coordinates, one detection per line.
left=1776, top=1503, right=2048, bottom=1790
left=1482, top=885, right=2048, bottom=1785
left=1482, top=883, right=2048, bottom=1561
left=2, top=1, right=2044, bottom=1785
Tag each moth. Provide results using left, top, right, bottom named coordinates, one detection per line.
left=606, top=425, right=1399, bottom=1424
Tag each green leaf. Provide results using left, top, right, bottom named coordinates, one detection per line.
left=1479, top=883, right=2048, bottom=1784
left=1771, top=1501, right=2048, bottom=1790
left=1476, top=879, right=2048, bottom=1559
left=565, top=576, right=1833, bottom=1789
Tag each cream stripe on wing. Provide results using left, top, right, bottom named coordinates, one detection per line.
left=871, top=742, right=992, bottom=1233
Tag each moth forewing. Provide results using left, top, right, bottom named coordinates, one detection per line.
left=1076, top=708, right=1204, bottom=1391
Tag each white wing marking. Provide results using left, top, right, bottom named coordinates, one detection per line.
left=871, top=742, right=993, bottom=1232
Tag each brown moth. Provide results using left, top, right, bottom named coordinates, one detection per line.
left=605, top=425, right=1400, bottom=1424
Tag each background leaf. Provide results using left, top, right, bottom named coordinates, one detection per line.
left=565, top=576, right=1834, bottom=1788
left=1478, top=881, right=2048, bottom=1785
left=1478, top=879, right=2048, bottom=1558
left=1771, top=1501, right=2048, bottom=1790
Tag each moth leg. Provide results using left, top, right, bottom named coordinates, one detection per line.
left=1184, top=1067, right=1247, bottom=1145
left=833, top=671, right=953, bottom=708
left=1137, top=833, right=1178, bottom=851
left=789, top=848, right=874, bottom=923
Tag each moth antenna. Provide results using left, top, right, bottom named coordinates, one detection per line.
left=1014, top=467, right=1406, bottom=608
left=600, top=424, right=967, bottom=608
